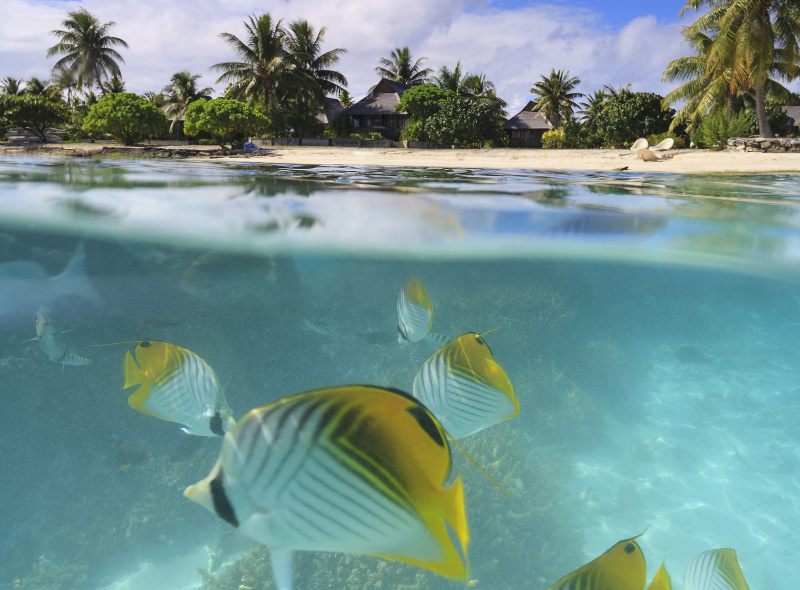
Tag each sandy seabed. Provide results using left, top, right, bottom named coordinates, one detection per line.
left=4, top=143, right=800, bottom=174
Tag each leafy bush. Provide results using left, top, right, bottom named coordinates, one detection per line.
left=184, top=99, right=268, bottom=147
left=399, top=118, right=427, bottom=142
left=82, top=93, right=167, bottom=145
left=542, top=128, right=566, bottom=149
left=692, top=109, right=751, bottom=150
left=646, top=132, right=686, bottom=149
left=596, top=90, right=674, bottom=148
left=425, top=95, right=501, bottom=147
left=323, top=114, right=355, bottom=138
left=196, top=138, right=217, bottom=145
left=745, top=103, right=791, bottom=137
left=396, top=84, right=454, bottom=119
left=3, top=95, right=70, bottom=142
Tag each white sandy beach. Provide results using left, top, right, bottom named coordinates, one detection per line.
left=215, top=146, right=800, bottom=174
left=4, top=144, right=800, bottom=174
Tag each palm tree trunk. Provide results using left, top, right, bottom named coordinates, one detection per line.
left=754, top=82, right=774, bottom=138
left=726, top=95, right=734, bottom=119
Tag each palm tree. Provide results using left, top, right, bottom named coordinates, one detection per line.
left=338, top=90, right=354, bottom=108
left=101, top=76, right=125, bottom=94
left=375, top=47, right=431, bottom=85
left=1, top=77, right=25, bottom=96
left=211, top=13, right=292, bottom=112
left=464, top=73, right=508, bottom=118
left=433, top=62, right=469, bottom=93
left=50, top=66, right=78, bottom=107
left=285, top=19, right=348, bottom=106
left=603, top=83, right=632, bottom=97
left=530, top=68, right=584, bottom=127
left=162, top=71, right=213, bottom=132
left=679, top=0, right=800, bottom=137
left=578, top=90, right=608, bottom=133
left=46, top=8, right=128, bottom=93
left=24, top=77, right=52, bottom=96
left=143, top=91, right=166, bottom=107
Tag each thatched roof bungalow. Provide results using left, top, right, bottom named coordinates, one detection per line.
left=341, top=78, right=411, bottom=140
left=501, top=101, right=554, bottom=147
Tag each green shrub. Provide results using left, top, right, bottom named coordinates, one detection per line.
left=399, top=119, right=427, bottom=142
left=693, top=109, right=751, bottom=149
left=596, top=90, right=674, bottom=148
left=3, top=95, right=70, bottom=142
left=542, top=128, right=566, bottom=149
left=197, top=138, right=217, bottom=145
left=82, top=93, right=166, bottom=145
left=322, top=113, right=354, bottom=139
left=646, top=132, right=686, bottom=149
left=184, top=99, right=268, bottom=147
left=745, top=103, right=791, bottom=137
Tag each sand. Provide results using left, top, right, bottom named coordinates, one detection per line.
left=215, top=146, right=800, bottom=174
left=4, top=143, right=800, bottom=174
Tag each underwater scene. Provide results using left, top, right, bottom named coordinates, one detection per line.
left=1, top=156, right=799, bottom=590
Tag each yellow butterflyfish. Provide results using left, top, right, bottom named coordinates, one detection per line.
left=123, top=340, right=234, bottom=436
left=683, top=549, right=750, bottom=590
left=184, top=385, right=470, bottom=590
left=397, top=275, right=433, bottom=342
left=412, top=332, right=519, bottom=438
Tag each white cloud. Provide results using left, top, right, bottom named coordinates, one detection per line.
left=1, top=0, right=686, bottom=113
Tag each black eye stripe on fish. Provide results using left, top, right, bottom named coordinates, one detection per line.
left=140, top=340, right=151, bottom=348
left=406, top=405, right=445, bottom=448
left=624, top=543, right=635, bottom=553
left=209, top=411, right=224, bottom=436
left=210, top=469, right=238, bottom=527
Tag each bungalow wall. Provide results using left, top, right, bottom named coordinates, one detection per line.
left=351, top=114, right=407, bottom=140
left=505, top=128, right=545, bottom=147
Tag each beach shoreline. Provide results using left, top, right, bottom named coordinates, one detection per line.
left=2, top=143, right=800, bottom=174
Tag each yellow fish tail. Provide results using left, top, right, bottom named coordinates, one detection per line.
left=391, top=473, right=470, bottom=581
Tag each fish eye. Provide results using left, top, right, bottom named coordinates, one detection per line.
left=475, top=336, right=485, bottom=346
left=624, top=543, right=636, bottom=554
left=140, top=341, right=151, bottom=348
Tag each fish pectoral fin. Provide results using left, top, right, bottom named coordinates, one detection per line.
left=269, top=548, right=294, bottom=590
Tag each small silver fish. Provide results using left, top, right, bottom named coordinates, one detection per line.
left=33, top=307, right=92, bottom=366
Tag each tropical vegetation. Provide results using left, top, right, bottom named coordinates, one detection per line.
left=3, top=3, right=800, bottom=148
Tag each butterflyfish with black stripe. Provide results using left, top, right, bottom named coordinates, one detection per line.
left=412, top=332, right=519, bottom=439
left=683, top=549, right=750, bottom=590
left=123, top=340, right=234, bottom=436
left=397, top=275, right=433, bottom=342
left=184, top=384, right=470, bottom=590
left=544, top=532, right=647, bottom=590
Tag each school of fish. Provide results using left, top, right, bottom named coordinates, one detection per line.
left=3, top=250, right=755, bottom=590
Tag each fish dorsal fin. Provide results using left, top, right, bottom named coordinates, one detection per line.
left=545, top=531, right=647, bottom=590
left=447, top=431, right=514, bottom=501
left=647, top=561, right=673, bottom=590
left=404, top=275, right=432, bottom=310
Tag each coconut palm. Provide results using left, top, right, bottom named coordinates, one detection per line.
left=1, top=77, right=25, bottom=96
left=338, top=90, right=354, bottom=108
left=679, top=0, right=800, bottom=137
left=603, top=83, right=632, bottom=97
left=24, top=77, right=53, bottom=96
left=464, top=73, right=508, bottom=118
left=285, top=19, right=348, bottom=106
left=101, top=76, right=125, bottom=94
left=162, top=71, right=213, bottom=132
left=50, top=66, right=78, bottom=107
left=46, top=8, right=128, bottom=93
left=433, top=62, right=469, bottom=93
left=375, top=47, right=431, bottom=86
left=212, top=13, right=292, bottom=112
left=578, top=90, right=608, bottom=133
left=143, top=91, right=166, bottom=107
left=530, top=68, right=584, bottom=127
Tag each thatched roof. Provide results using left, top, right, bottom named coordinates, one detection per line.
left=317, top=97, right=344, bottom=124
left=501, top=101, right=554, bottom=130
left=342, top=78, right=412, bottom=116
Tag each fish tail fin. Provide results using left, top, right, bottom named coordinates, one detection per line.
left=53, top=242, right=103, bottom=305
left=439, top=474, right=470, bottom=580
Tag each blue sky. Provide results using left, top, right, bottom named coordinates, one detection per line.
left=1, top=0, right=696, bottom=113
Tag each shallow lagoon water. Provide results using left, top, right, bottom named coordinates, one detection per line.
left=1, top=156, right=799, bottom=589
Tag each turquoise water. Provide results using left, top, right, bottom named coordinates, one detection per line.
left=1, top=155, right=799, bottom=589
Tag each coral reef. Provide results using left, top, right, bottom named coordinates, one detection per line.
left=11, top=555, right=88, bottom=590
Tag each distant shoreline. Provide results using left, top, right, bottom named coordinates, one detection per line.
left=3, top=143, right=800, bottom=174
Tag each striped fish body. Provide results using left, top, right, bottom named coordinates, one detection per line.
left=397, top=275, right=433, bottom=342
left=123, top=341, right=234, bottom=437
left=412, top=332, right=519, bottom=439
left=545, top=535, right=647, bottom=590
left=683, top=549, right=750, bottom=590
left=34, top=307, right=91, bottom=365
left=185, top=385, right=470, bottom=584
